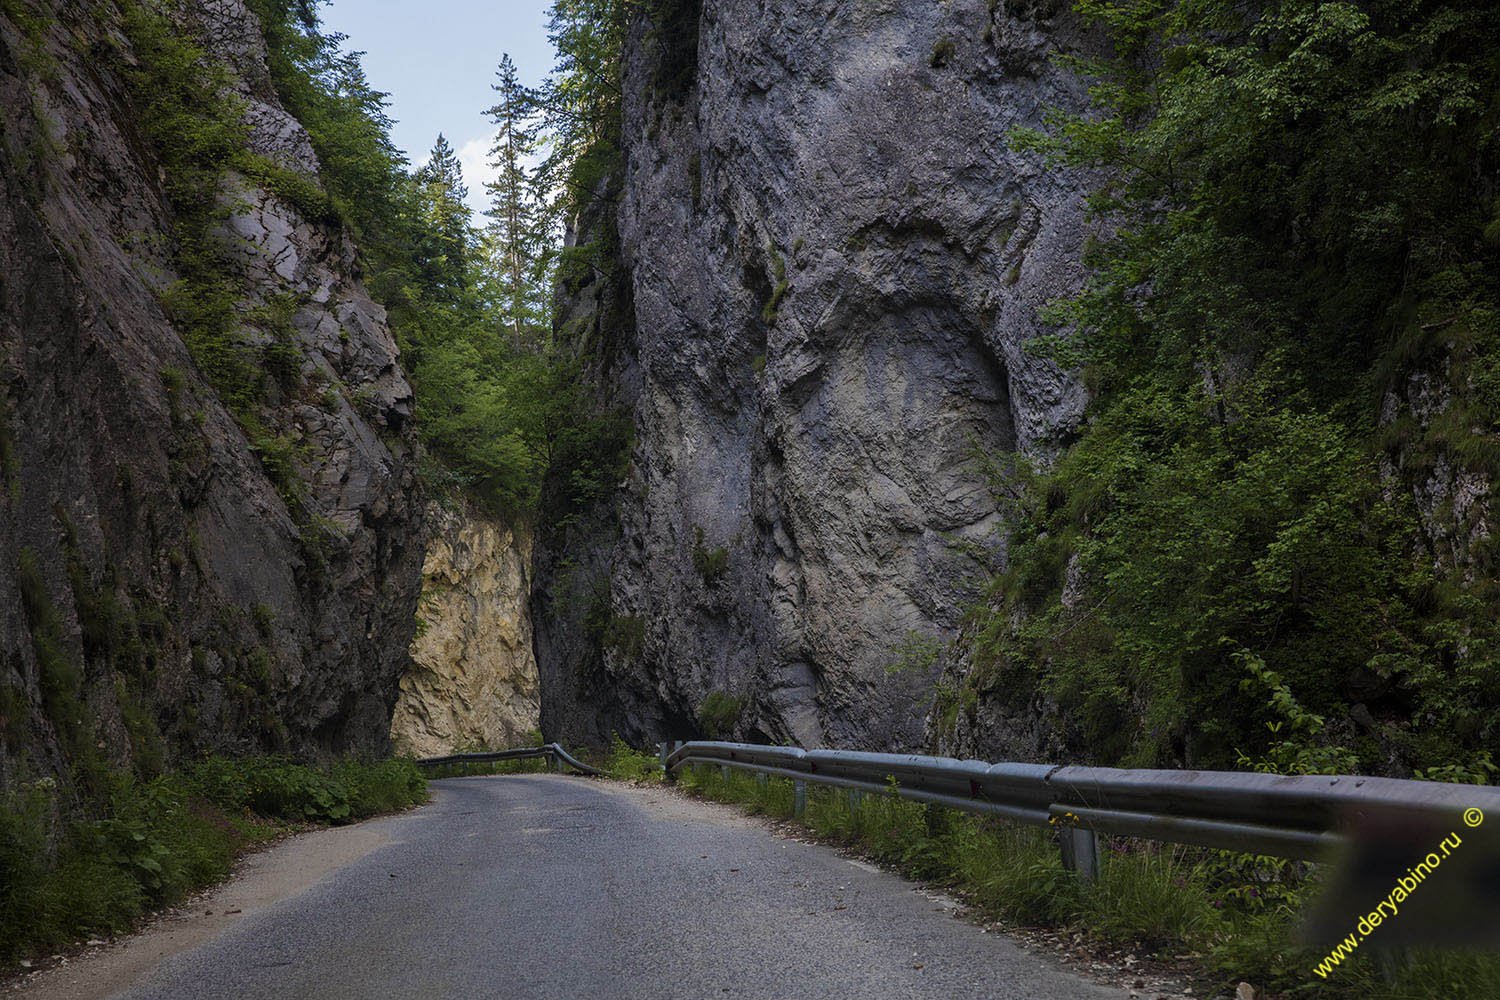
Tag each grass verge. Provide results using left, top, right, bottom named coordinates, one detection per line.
left=0, top=755, right=426, bottom=969
left=671, top=763, right=1500, bottom=1000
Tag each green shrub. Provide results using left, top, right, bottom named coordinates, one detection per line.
left=17, top=548, right=106, bottom=793
left=602, top=735, right=663, bottom=782
left=333, top=757, right=427, bottom=816
left=427, top=756, right=552, bottom=779
left=186, top=755, right=425, bottom=825
left=690, top=526, right=729, bottom=586
left=696, top=690, right=744, bottom=739
left=645, top=0, right=701, bottom=99
left=983, top=0, right=1500, bottom=776
left=603, top=613, right=646, bottom=661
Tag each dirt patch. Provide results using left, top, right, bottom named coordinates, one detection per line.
left=589, top=776, right=778, bottom=830
left=3, top=819, right=397, bottom=1000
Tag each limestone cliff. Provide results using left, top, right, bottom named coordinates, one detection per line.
left=534, top=0, right=1098, bottom=750
left=390, top=505, right=539, bottom=757
left=0, top=0, right=422, bottom=784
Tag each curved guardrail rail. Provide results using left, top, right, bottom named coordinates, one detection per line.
left=662, top=740, right=1500, bottom=879
left=417, top=743, right=601, bottom=777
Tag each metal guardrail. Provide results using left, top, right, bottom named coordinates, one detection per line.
left=417, top=744, right=601, bottom=777
left=661, top=740, right=1500, bottom=880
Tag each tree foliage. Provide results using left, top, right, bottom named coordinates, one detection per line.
left=974, top=0, right=1500, bottom=772
left=484, top=54, right=554, bottom=352
left=237, top=1, right=637, bottom=518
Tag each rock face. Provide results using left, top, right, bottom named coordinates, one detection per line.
left=390, top=506, right=539, bottom=757
left=534, top=0, right=1097, bottom=750
left=0, top=0, right=422, bottom=785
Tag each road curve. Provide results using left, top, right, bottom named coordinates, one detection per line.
left=111, top=775, right=1129, bottom=999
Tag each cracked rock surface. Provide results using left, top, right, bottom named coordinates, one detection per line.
left=535, top=0, right=1098, bottom=750
left=391, top=505, right=540, bottom=758
left=0, top=0, right=422, bottom=779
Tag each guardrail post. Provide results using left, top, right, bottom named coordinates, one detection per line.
left=756, top=773, right=767, bottom=789
left=847, top=789, right=862, bottom=811
left=551, top=750, right=562, bottom=774
left=720, top=764, right=730, bottom=782
left=659, top=742, right=669, bottom=768
left=1059, top=826, right=1100, bottom=883
left=794, top=780, right=807, bottom=818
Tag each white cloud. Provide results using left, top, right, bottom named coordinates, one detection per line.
left=456, top=133, right=499, bottom=217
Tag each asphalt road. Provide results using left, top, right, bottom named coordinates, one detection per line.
left=115, top=775, right=1130, bottom=999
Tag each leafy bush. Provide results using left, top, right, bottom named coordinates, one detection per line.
left=645, top=0, right=701, bottom=99
left=602, top=735, right=663, bottom=783
left=334, top=758, right=428, bottom=816
left=695, top=691, right=744, bottom=739
left=975, top=0, right=1500, bottom=772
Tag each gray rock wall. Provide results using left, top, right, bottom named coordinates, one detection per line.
left=0, top=0, right=422, bottom=784
left=535, top=0, right=1097, bottom=750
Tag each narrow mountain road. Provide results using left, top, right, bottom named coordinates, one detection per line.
left=68, top=776, right=1132, bottom=999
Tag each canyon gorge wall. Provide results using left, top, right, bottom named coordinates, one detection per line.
left=0, top=0, right=423, bottom=786
left=534, top=0, right=1099, bottom=751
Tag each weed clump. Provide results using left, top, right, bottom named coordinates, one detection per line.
left=759, top=248, right=789, bottom=325
left=930, top=38, right=956, bottom=69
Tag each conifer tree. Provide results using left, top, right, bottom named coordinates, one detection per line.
left=484, top=54, right=551, bottom=351
left=412, top=133, right=473, bottom=300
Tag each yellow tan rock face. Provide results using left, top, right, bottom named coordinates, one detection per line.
left=390, top=505, right=540, bottom=757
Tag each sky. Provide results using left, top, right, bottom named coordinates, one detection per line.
left=317, top=1, right=556, bottom=215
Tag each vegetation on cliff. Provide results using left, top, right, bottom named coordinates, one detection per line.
left=953, top=0, right=1500, bottom=776
left=1, top=0, right=635, bottom=819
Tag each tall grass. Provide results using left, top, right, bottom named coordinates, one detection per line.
left=673, top=764, right=1500, bottom=1000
